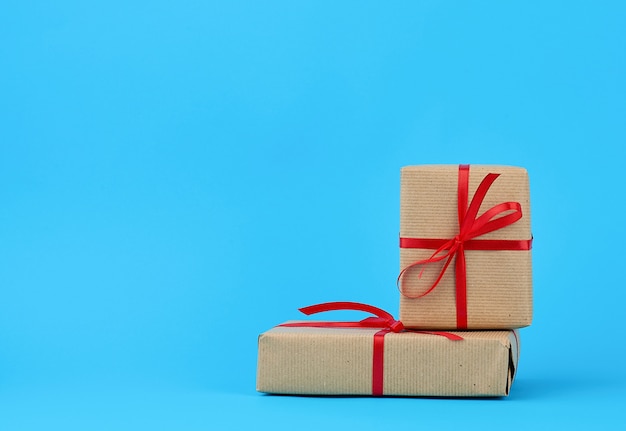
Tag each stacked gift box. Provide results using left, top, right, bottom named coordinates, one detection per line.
left=257, top=164, right=532, bottom=397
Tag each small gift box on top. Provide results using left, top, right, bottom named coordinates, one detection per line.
left=398, top=164, right=533, bottom=330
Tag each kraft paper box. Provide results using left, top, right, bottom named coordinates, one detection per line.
left=399, top=165, right=533, bottom=329
left=257, top=325, right=520, bottom=397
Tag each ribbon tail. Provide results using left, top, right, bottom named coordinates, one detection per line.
left=299, top=302, right=394, bottom=321
left=412, top=330, right=464, bottom=341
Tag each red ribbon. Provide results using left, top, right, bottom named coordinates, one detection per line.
left=278, top=301, right=462, bottom=396
left=398, top=165, right=533, bottom=329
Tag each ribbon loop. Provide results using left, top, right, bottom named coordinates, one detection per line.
left=296, top=301, right=405, bottom=332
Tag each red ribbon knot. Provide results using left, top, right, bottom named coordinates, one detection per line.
left=398, top=165, right=532, bottom=329
left=278, top=301, right=462, bottom=396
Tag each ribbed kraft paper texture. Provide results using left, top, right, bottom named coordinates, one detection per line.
left=399, top=165, right=533, bottom=329
left=257, top=325, right=519, bottom=397
left=257, top=326, right=373, bottom=395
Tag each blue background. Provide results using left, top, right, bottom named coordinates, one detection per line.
left=1, top=1, right=625, bottom=429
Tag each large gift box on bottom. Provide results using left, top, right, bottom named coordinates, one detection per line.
left=399, top=164, right=533, bottom=329
left=257, top=325, right=520, bottom=397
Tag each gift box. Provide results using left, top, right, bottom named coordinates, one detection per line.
left=399, top=164, right=533, bottom=329
left=256, top=302, right=520, bottom=397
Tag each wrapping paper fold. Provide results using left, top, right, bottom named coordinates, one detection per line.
left=257, top=325, right=520, bottom=397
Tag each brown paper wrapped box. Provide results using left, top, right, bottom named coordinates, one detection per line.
left=257, top=325, right=520, bottom=397
left=399, top=165, right=533, bottom=329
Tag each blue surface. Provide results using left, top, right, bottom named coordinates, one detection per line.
left=1, top=1, right=625, bottom=429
